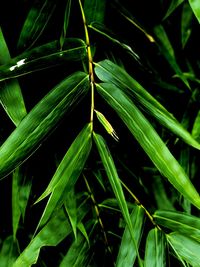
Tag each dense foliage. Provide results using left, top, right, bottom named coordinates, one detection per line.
left=0, top=0, right=200, bottom=266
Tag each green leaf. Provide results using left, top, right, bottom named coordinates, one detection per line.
left=0, top=236, right=19, bottom=267
left=153, top=25, right=190, bottom=88
left=181, top=3, right=193, bottom=48
left=0, top=72, right=89, bottom=179
left=188, top=0, right=200, bottom=23
left=0, top=38, right=87, bottom=82
left=84, top=0, right=106, bottom=24
left=153, top=210, right=200, bottom=241
left=93, top=133, right=143, bottom=266
left=167, top=232, right=200, bottom=267
left=59, top=232, right=90, bottom=267
left=144, top=228, right=166, bottom=267
left=192, top=110, right=200, bottom=143
left=96, top=82, right=200, bottom=209
left=17, top=0, right=56, bottom=50
left=0, top=27, right=27, bottom=125
left=94, top=59, right=200, bottom=150
left=35, top=123, right=92, bottom=229
left=116, top=205, right=144, bottom=267
left=13, top=209, right=71, bottom=267
left=60, top=0, right=72, bottom=49
left=163, top=0, right=184, bottom=20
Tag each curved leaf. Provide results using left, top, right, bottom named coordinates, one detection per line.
left=163, top=0, right=184, bottom=20
left=0, top=72, right=89, bottom=179
left=0, top=38, right=87, bottom=82
left=0, top=27, right=27, bottom=125
left=116, top=205, right=144, bottom=267
left=17, top=0, right=56, bottom=50
left=188, top=0, right=200, bottom=23
left=154, top=210, right=200, bottom=241
left=35, top=123, right=92, bottom=229
left=144, top=228, right=166, bottom=267
left=94, top=59, right=200, bottom=150
left=96, top=82, right=200, bottom=209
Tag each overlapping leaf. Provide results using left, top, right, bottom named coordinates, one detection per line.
left=154, top=210, right=200, bottom=241
left=60, top=0, right=72, bottom=49
left=144, top=228, right=166, bottom=267
left=93, top=133, right=143, bottom=266
left=35, top=123, right=92, bottom=229
left=17, top=0, right=56, bottom=50
left=0, top=236, right=19, bottom=267
left=94, top=60, right=200, bottom=149
left=116, top=205, right=144, bottom=267
left=96, top=82, right=200, bottom=209
left=0, top=38, right=86, bottom=82
left=0, top=72, right=89, bottom=178
left=0, top=27, right=27, bottom=125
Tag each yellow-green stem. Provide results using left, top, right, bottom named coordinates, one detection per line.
left=79, top=0, right=95, bottom=127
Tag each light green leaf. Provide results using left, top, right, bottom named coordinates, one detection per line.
left=163, top=0, right=184, bottom=20
left=35, top=123, right=92, bottom=229
left=94, top=59, right=200, bottom=150
left=192, top=110, right=200, bottom=142
left=181, top=3, right=193, bottom=48
left=96, top=82, right=200, bottom=209
left=0, top=27, right=27, bottom=125
left=154, top=210, right=200, bottom=241
left=17, top=0, right=56, bottom=50
left=167, top=232, right=200, bottom=267
left=153, top=25, right=190, bottom=88
left=84, top=0, right=106, bottom=24
left=116, top=205, right=144, bottom=267
left=0, top=72, right=89, bottom=179
left=13, top=209, right=71, bottom=267
left=93, top=133, right=143, bottom=267
left=0, top=236, right=19, bottom=267
left=0, top=38, right=87, bottom=82
left=144, top=228, right=166, bottom=267
left=59, top=232, right=90, bottom=267
left=188, top=0, right=200, bottom=23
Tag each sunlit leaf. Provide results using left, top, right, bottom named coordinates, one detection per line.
left=0, top=38, right=87, bottom=82
left=84, top=0, right=106, bottom=24
left=93, top=133, right=143, bottom=266
left=0, top=236, right=19, bottom=267
left=17, top=0, right=56, bottom=50
left=163, top=0, right=184, bottom=20
left=192, top=110, right=200, bottom=142
left=153, top=25, right=190, bottom=88
left=144, top=228, right=166, bottom=267
left=35, top=123, right=92, bottom=229
left=154, top=210, right=200, bottom=241
left=0, top=72, right=89, bottom=179
left=94, top=59, right=200, bottom=149
left=0, top=27, right=27, bottom=125
left=188, top=0, right=200, bottom=23
left=96, top=82, right=200, bottom=209
left=167, top=232, right=200, bottom=267
left=116, top=205, right=144, bottom=267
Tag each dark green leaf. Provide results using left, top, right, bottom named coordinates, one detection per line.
left=60, top=0, right=72, bottom=49
left=163, top=0, right=184, bottom=20
left=144, top=228, right=166, bottom=267
left=0, top=236, right=19, bottom=267
left=0, top=39, right=87, bottom=82
left=84, top=0, right=106, bottom=24
left=0, top=72, right=89, bottom=179
left=181, top=3, right=193, bottom=48
left=96, top=82, right=200, bottom=209
left=94, top=60, right=200, bottom=149
left=17, top=0, right=56, bottom=50
left=188, top=0, right=200, bottom=23
left=154, top=210, right=200, bottom=241
left=116, top=205, right=144, bottom=267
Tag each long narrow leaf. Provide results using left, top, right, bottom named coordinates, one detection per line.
left=181, top=3, right=193, bottom=48
left=153, top=210, right=200, bottom=241
left=0, top=72, right=89, bottom=179
left=60, top=0, right=72, bottom=49
left=93, top=133, right=142, bottom=266
left=96, top=82, right=200, bottom=209
left=0, top=236, right=19, bottom=267
left=94, top=60, right=200, bottom=150
left=0, top=38, right=86, bottom=82
left=0, top=27, right=27, bottom=125
left=116, top=205, right=144, bottom=267
left=17, top=0, right=56, bottom=50
left=188, top=0, right=200, bottom=23
left=35, top=123, right=92, bottom=229
left=144, top=228, right=166, bottom=267
left=84, top=0, right=106, bottom=24
left=163, top=0, right=184, bottom=20
left=167, top=232, right=200, bottom=266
